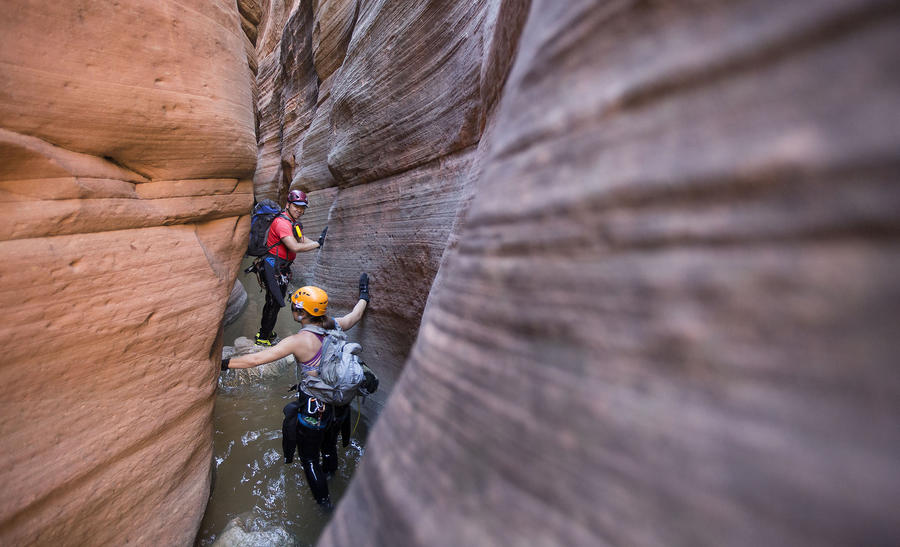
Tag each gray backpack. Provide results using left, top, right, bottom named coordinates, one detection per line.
left=299, top=325, right=366, bottom=406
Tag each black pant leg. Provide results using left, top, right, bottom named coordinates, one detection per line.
left=298, top=427, right=330, bottom=504
left=281, top=402, right=300, bottom=463
left=259, top=258, right=289, bottom=338
left=321, top=423, right=339, bottom=475
left=259, top=286, right=280, bottom=338
left=340, top=406, right=352, bottom=448
left=322, top=405, right=349, bottom=473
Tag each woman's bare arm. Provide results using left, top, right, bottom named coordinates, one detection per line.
left=336, top=299, right=368, bottom=331
left=226, top=336, right=301, bottom=369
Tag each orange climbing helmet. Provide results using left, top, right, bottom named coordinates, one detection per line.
left=291, top=286, right=328, bottom=316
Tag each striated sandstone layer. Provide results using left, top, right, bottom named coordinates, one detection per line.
left=247, top=0, right=529, bottom=417
left=321, top=1, right=900, bottom=546
left=281, top=1, right=531, bottom=392
left=0, top=1, right=256, bottom=180
left=252, top=0, right=305, bottom=201
left=0, top=1, right=255, bottom=545
left=309, top=149, right=479, bottom=407
left=311, top=0, right=358, bottom=82
left=325, top=0, right=526, bottom=186
left=292, top=73, right=338, bottom=192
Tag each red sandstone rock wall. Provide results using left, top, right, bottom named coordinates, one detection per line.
left=320, top=0, right=900, bottom=545
left=0, top=1, right=255, bottom=544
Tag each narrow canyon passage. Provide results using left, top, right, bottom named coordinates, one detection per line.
left=197, top=259, right=374, bottom=545
left=0, top=1, right=898, bottom=546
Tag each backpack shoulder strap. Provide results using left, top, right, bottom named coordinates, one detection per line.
left=300, top=325, right=327, bottom=336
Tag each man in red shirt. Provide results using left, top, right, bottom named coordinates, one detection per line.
left=256, top=189, right=328, bottom=345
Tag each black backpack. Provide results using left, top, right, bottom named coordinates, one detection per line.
left=247, top=199, right=288, bottom=256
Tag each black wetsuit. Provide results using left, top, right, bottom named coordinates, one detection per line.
left=322, top=405, right=351, bottom=474
left=282, top=392, right=335, bottom=507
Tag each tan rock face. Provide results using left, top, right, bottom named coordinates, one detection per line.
left=278, top=2, right=319, bottom=190
left=0, top=1, right=255, bottom=545
left=291, top=74, right=337, bottom=192
left=0, top=1, right=256, bottom=180
left=320, top=1, right=900, bottom=546
left=308, top=150, right=478, bottom=410
left=252, top=0, right=303, bottom=200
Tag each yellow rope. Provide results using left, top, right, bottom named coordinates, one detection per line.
left=351, top=396, right=362, bottom=437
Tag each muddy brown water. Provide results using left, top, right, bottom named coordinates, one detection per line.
left=195, top=261, right=372, bottom=546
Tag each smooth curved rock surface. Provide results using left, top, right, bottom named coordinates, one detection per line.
left=274, top=0, right=530, bottom=418
left=326, top=0, right=526, bottom=186
left=292, top=74, right=337, bottom=191
left=252, top=0, right=300, bottom=200
left=320, top=1, right=900, bottom=546
left=278, top=2, right=318, bottom=188
left=253, top=46, right=286, bottom=200
left=223, top=279, right=249, bottom=328
left=312, top=0, right=358, bottom=82
left=0, top=1, right=256, bottom=180
left=0, top=1, right=255, bottom=545
left=306, top=149, right=478, bottom=414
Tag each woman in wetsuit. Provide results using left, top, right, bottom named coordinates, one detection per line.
left=223, top=274, right=370, bottom=508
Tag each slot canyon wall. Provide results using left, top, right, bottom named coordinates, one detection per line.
left=1, top=0, right=898, bottom=546
left=317, top=1, right=900, bottom=546
left=0, top=1, right=255, bottom=545
left=245, top=0, right=530, bottom=414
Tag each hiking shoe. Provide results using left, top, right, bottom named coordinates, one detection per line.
left=255, top=331, right=277, bottom=346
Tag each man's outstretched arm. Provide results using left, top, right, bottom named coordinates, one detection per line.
left=280, top=232, right=320, bottom=253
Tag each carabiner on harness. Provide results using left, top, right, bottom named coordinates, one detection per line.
left=307, top=396, right=324, bottom=415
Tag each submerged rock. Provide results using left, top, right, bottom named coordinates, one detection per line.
left=222, top=336, right=296, bottom=386
left=211, top=516, right=297, bottom=547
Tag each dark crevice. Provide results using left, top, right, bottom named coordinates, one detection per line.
left=102, top=155, right=153, bottom=181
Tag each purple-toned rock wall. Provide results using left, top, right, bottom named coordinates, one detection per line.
left=319, top=1, right=900, bottom=545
